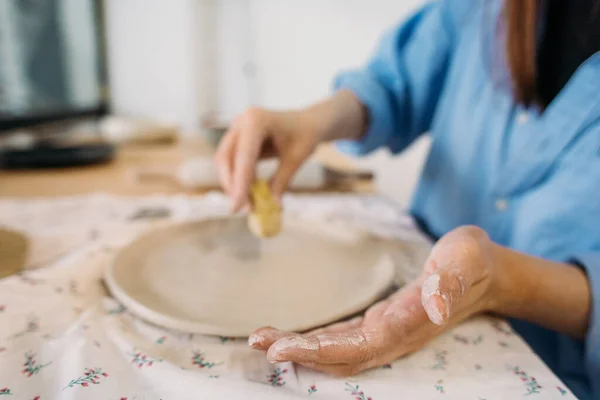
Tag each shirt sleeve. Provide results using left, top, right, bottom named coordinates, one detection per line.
left=572, top=253, right=600, bottom=398
left=334, top=1, right=465, bottom=156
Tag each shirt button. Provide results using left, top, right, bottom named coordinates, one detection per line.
left=495, top=198, right=509, bottom=211
left=517, top=112, right=529, bottom=125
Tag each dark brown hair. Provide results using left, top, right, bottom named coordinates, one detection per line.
left=505, top=0, right=600, bottom=106
left=505, top=0, right=539, bottom=106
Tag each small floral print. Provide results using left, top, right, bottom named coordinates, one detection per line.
left=22, top=352, right=51, bottom=377
left=0, top=347, right=6, bottom=353
left=33, top=397, right=40, bottom=400
left=0, top=388, right=12, bottom=396
left=557, top=386, right=567, bottom=396
left=381, top=363, right=392, bottom=369
left=156, top=336, right=167, bottom=344
left=55, top=287, right=64, bottom=294
left=474, top=364, right=482, bottom=371
left=0, top=305, right=5, bottom=312
left=209, top=375, right=220, bottom=379
left=453, top=334, right=483, bottom=345
left=69, top=280, right=78, bottom=295
left=108, top=304, right=126, bottom=315
left=219, top=336, right=235, bottom=344
left=344, top=383, right=372, bottom=400
left=93, top=340, right=101, bottom=348
left=491, top=320, right=514, bottom=336
left=10, top=317, right=39, bottom=339
left=434, top=379, right=444, bottom=394
left=89, top=229, right=100, bottom=241
left=511, top=366, right=542, bottom=395
left=63, top=368, right=108, bottom=390
left=498, top=341, right=509, bottom=348
left=268, top=367, right=288, bottom=387
left=130, top=351, right=161, bottom=368
left=430, top=350, right=448, bottom=370
left=308, top=384, right=317, bottom=394
left=18, top=274, right=44, bottom=285
left=191, top=351, right=219, bottom=369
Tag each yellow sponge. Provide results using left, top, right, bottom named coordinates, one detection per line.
left=248, top=180, right=282, bottom=238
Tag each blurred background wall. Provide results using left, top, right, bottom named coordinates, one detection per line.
left=103, top=0, right=430, bottom=206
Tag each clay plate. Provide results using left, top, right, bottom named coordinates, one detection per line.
left=104, top=216, right=396, bottom=337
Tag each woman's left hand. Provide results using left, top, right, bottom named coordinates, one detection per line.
left=248, top=226, right=509, bottom=376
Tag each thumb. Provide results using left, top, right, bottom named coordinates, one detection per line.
left=270, top=155, right=303, bottom=199
left=420, top=227, right=492, bottom=325
left=421, top=271, right=462, bottom=326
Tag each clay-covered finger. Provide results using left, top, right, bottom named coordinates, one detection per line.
left=266, top=326, right=389, bottom=365
left=363, top=298, right=393, bottom=320
left=306, top=316, right=364, bottom=336
left=248, top=327, right=298, bottom=351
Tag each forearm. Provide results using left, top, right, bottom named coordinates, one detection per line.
left=306, top=90, right=368, bottom=143
left=491, top=244, right=591, bottom=339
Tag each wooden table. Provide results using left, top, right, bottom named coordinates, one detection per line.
left=0, top=139, right=372, bottom=198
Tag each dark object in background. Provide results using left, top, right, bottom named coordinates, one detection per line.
left=0, top=117, right=116, bottom=170
left=0, top=0, right=108, bottom=131
left=0, top=0, right=111, bottom=169
left=0, top=143, right=115, bottom=170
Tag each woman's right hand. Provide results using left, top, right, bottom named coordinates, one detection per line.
left=215, top=90, right=367, bottom=211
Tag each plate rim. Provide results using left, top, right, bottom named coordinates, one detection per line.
left=103, top=216, right=397, bottom=337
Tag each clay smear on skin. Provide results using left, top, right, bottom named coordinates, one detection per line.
left=421, top=274, right=449, bottom=325
left=268, top=333, right=368, bottom=363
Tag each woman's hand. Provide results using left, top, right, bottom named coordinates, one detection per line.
left=215, top=90, right=367, bottom=211
left=248, top=226, right=508, bottom=376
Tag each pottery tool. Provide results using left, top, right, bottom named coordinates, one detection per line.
left=135, top=157, right=374, bottom=192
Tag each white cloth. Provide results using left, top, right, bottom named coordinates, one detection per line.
left=0, top=193, right=575, bottom=399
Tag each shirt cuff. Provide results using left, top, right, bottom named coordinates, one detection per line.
left=332, top=70, right=397, bottom=156
left=572, top=253, right=600, bottom=387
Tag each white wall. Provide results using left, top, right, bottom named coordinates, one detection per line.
left=215, top=0, right=430, bottom=206
left=105, top=0, right=430, bottom=206
left=215, top=0, right=425, bottom=116
left=104, top=0, right=217, bottom=133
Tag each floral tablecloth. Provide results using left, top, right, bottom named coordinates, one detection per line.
left=0, top=193, right=576, bottom=399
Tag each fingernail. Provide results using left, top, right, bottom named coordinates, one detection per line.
left=248, top=335, right=263, bottom=349
left=421, top=274, right=440, bottom=304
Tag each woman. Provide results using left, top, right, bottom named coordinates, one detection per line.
left=215, top=1, right=600, bottom=398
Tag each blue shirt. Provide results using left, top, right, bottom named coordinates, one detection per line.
left=334, top=1, right=600, bottom=399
